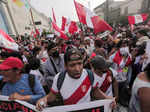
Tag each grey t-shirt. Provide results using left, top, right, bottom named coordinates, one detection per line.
left=129, top=77, right=150, bottom=112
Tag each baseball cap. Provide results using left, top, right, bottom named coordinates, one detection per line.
left=90, top=55, right=112, bottom=69
left=64, top=48, right=82, bottom=64
left=0, top=57, right=24, bottom=70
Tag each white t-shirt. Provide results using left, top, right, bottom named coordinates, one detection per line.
left=94, top=68, right=117, bottom=97
left=29, top=69, right=45, bottom=85
left=51, top=69, right=98, bottom=105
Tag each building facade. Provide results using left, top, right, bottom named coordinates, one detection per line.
left=0, top=1, right=12, bottom=34
left=94, top=0, right=148, bottom=24
left=0, top=0, right=50, bottom=36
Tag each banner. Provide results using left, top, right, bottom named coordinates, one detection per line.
left=0, top=95, right=112, bottom=112
left=0, top=95, right=36, bottom=112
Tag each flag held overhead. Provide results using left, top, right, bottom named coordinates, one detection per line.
left=52, top=22, right=69, bottom=40
left=61, top=16, right=78, bottom=34
left=128, top=13, right=148, bottom=25
left=74, top=0, right=113, bottom=34
left=0, top=29, right=19, bottom=51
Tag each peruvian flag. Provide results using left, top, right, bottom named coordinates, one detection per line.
left=52, top=8, right=57, bottom=23
left=61, top=16, right=78, bottom=34
left=74, top=0, right=113, bottom=34
left=52, top=21, right=68, bottom=40
left=128, top=13, right=148, bottom=25
left=0, top=29, right=19, bottom=51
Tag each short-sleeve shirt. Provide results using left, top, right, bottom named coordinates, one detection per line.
left=51, top=69, right=98, bottom=105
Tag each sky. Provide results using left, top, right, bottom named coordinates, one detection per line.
left=30, top=0, right=125, bottom=26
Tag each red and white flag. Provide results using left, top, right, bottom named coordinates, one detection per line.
left=52, top=22, right=68, bottom=40
left=128, top=13, right=148, bottom=25
left=74, top=0, right=113, bottom=34
left=61, top=16, right=78, bottom=34
left=52, top=8, right=56, bottom=23
left=0, top=29, right=19, bottom=51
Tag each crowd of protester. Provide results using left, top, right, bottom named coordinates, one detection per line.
left=0, top=23, right=150, bottom=112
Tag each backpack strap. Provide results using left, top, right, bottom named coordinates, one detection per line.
left=85, top=69, right=94, bottom=86
left=57, top=69, right=94, bottom=91
left=28, top=74, right=35, bottom=94
left=57, top=71, right=67, bottom=91
left=0, top=79, right=6, bottom=90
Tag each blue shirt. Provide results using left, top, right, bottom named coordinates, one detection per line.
left=1, top=74, right=46, bottom=104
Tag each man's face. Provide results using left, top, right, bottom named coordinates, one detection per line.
left=1, top=69, right=17, bottom=83
left=48, top=46, right=58, bottom=56
left=65, top=59, right=83, bottom=79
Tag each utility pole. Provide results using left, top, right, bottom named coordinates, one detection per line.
left=105, top=0, right=109, bottom=22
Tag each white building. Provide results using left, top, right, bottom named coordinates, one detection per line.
left=94, top=0, right=146, bottom=23
left=120, top=0, right=143, bottom=15
left=0, top=0, right=50, bottom=36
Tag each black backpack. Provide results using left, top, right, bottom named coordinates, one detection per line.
left=57, top=69, right=94, bottom=91
left=47, top=69, right=94, bottom=106
left=0, top=74, right=35, bottom=94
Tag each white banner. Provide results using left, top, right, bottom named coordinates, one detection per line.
left=0, top=95, right=113, bottom=112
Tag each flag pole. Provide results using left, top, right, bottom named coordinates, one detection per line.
left=30, top=8, right=39, bottom=39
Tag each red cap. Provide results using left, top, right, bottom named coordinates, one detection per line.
left=0, top=57, right=24, bottom=70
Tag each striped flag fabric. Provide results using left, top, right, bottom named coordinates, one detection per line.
left=74, top=0, right=113, bottom=34
left=61, top=16, right=78, bottom=34
left=0, top=29, right=19, bottom=51
left=128, top=13, right=148, bottom=25
left=52, top=22, right=68, bottom=40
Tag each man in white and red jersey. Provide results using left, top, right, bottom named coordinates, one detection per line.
left=90, top=55, right=118, bottom=100
left=36, top=48, right=116, bottom=111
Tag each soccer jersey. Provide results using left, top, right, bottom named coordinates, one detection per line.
left=51, top=69, right=98, bottom=105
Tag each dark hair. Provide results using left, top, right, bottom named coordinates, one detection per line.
left=7, top=51, right=23, bottom=62
left=94, top=39, right=103, bottom=48
left=144, top=63, right=150, bottom=80
left=32, top=46, right=41, bottom=56
left=0, top=52, right=9, bottom=59
left=24, top=58, right=40, bottom=73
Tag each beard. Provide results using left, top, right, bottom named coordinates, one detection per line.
left=52, top=51, right=59, bottom=57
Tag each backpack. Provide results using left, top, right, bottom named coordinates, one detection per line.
left=57, top=69, right=94, bottom=91
left=0, top=74, right=35, bottom=94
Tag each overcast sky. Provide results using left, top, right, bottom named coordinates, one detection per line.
left=30, top=0, right=124, bottom=26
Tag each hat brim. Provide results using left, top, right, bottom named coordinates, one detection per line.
left=0, top=64, right=12, bottom=70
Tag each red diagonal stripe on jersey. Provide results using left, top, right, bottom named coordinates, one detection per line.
left=99, top=71, right=111, bottom=93
left=64, top=75, right=91, bottom=105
